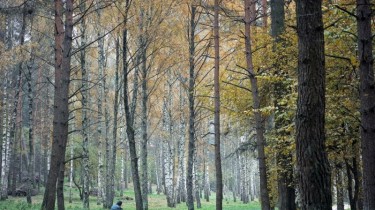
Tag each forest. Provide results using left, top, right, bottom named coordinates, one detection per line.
left=0, top=0, right=374, bottom=210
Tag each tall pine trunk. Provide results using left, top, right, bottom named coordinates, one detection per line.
left=356, top=1, right=375, bottom=209
left=295, top=0, right=332, bottom=209
left=244, top=0, right=271, bottom=209
left=41, top=0, right=73, bottom=209
left=213, top=0, right=223, bottom=209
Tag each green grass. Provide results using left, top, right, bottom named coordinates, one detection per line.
left=0, top=188, right=261, bottom=210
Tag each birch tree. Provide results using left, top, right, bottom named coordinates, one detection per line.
left=80, top=0, right=90, bottom=207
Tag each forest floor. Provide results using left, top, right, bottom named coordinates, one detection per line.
left=0, top=188, right=261, bottom=210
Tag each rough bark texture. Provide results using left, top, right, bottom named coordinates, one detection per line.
left=213, top=0, right=223, bottom=209
left=186, top=5, right=197, bottom=210
left=295, top=0, right=332, bottom=209
left=356, top=1, right=375, bottom=209
left=41, top=0, right=73, bottom=209
left=244, top=0, right=271, bottom=209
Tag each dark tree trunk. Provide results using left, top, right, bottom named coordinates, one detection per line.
left=41, top=0, right=73, bottom=209
left=356, top=1, right=375, bottom=209
left=213, top=0, right=223, bottom=209
left=186, top=5, right=197, bottom=210
left=244, top=0, right=271, bottom=209
left=295, top=0, right=332, bottom=209
left=345, top=159, right=357, bottom=210
left=122, top=1, right=143, bottom=209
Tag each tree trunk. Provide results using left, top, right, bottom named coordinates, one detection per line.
left=69, top=143, right=73, bottom=203
left=336, top=168, right=344, bottom=210
left=25, top=8, right=35, bottom=204
left=244, top=1, right=271, bottom=209
left=80, top=0, right=90, bottom=208
left=139, top=6, right=149, bottom=209
left=108, top=35, right=121, bottom=208
left=176, top=81, right=186, bottom=203
left=1, top=74, right=10, bottom=200
left=41, top=1, right=73, bottom=209
left=295, top=0, right=332, bottom=209
left=356, top=1, right=375, bottom=209
left=213, top=0, right=223, bottom=209
left=122, top=1, right=143, bottom=209
left=187, top=5, right=197, bottom=210
left=193, top=149, right=201, bottom=209
left=162, top=80, right=176, bottom=208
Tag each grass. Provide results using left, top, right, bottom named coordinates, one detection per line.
left=0, top=187, right=261, bottom=210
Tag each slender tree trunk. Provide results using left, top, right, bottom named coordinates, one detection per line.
left=193, top=149, right=201, bottom=209
left=162, top=80, right=176, bottom=207
left=176, top=81, right=186, bottom=203
left=96, top=3, right=106, bottom=205
left=122, top=1, right=143, bottom=208
left=139, top=7, right=149, bottom=208
left=345, top=159, right=357, bottom=210
left=25, top=10, right=36, bottom=204
left=203, top=157, right=210, bottom=202
left=244, top=1, right=271, bottom=209
left=187, top=5, right=197, bottom=210
left=1, top=74, right=10, bottom=200
left=41, top=1, right=73, bottom=209
left=80, top=0, right=90, bottom=208
left=336, top=168, right=344, bottom=210
left=295, top=0, right=332, bottom=209
left=108, top=36, right=121, bottom=208
left=213, top=0, right=223, bottom=209
left=356, top=1, right=375, bottom=209
left=69, top=143, right=73, bottom=203
left=104, top=65, right=110, bottom=208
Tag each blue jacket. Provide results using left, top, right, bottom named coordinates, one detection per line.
left=110, top=204, right=122, bottom=210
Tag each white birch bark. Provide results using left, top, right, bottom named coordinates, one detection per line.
left=69, top=143, right=74, bottom=203
left=120, top=102, right=125, bottom=196
left=193, top=149, right=201, bottom=208
left=79, top=0, right=90, bottom=208
left=96, top=0, right=106, bottom=205
left=175, top=79, right=186, bottom=203
left=1, top=77, right=9, bottom=199
left=162, top=79, right=176, bottom=207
